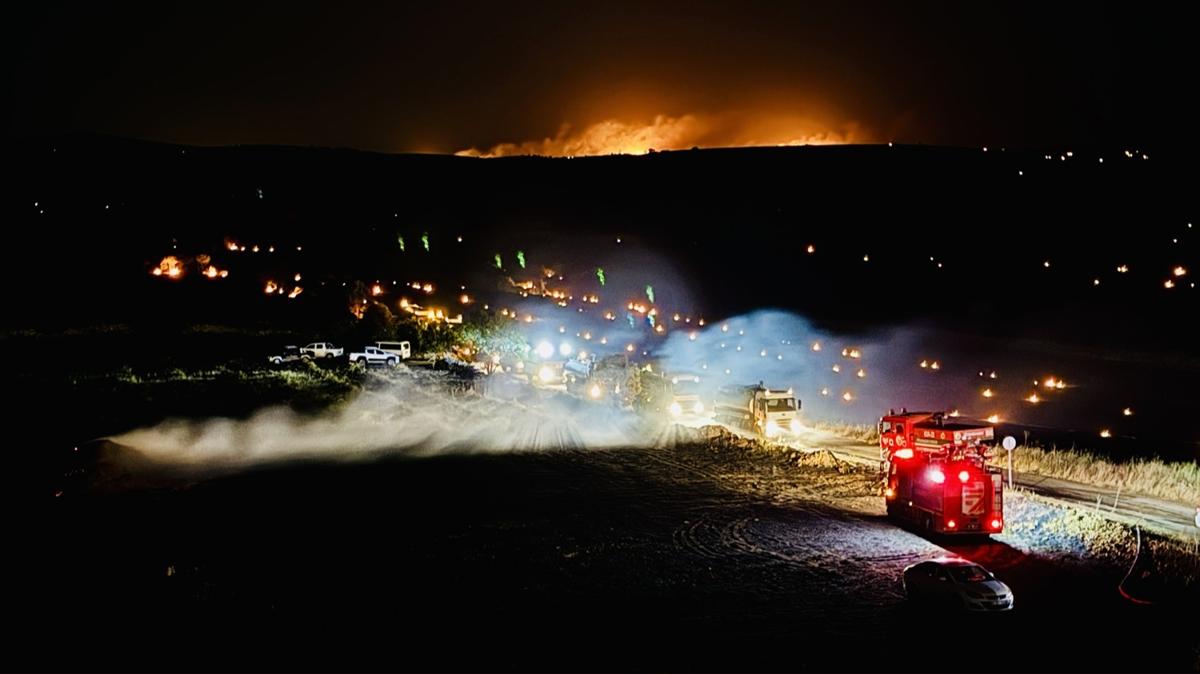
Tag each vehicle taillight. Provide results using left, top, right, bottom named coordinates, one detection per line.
left=990, top=518, right=1002, bottom=530
left=894, top=448, right=914, bottom=460
left=946, top=519, right=957, bottom=529
left=958, top=470, right=970, bottom=483
left=928, top=468, right=945, bottom=484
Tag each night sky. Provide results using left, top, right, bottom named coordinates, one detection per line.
left=6, top=2, right=1191, bottom=154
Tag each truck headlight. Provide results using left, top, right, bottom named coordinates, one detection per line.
left=669, top=402, right=683, bottom=416
left=789, top=419, right=801, bottom=434
left=693, top=401, right=705, bottom=415
left=765, top=420, right=780, bottom=436
left=538, top=366, right=556, bottom=383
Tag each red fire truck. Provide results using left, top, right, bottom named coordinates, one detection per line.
left=879, top=410, right=1004, bottom=535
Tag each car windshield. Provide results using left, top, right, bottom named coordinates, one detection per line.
left=765, top=398, right=796, bottom=411
left=949, top=565, right=991, bottom=583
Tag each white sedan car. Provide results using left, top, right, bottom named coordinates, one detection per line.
left=902, top=558, right=1013, bottom=611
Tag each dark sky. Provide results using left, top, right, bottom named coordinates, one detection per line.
left=6, top=1, right=1191, bottom=153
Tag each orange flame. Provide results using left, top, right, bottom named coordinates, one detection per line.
left=456, top=113, right=869, bottom=157
left=153, top=256, right=184, bottom=279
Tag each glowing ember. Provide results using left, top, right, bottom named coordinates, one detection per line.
left=831, top=364, right=841, bottom=373
left=294, top=273, right=302, bottom=282
left=288, top=286, right=303, bottom=299
left=1099, top=429, right=1112, bottom=438
left=811, top=342, right=822, bottom=351
left=1164, top=279, right=1175, bottom=289
left=1123, top=407, right=1133, bottom=416
left=264, top=280, right=278, bottom=294
left=920, top=360, right=928, bottom=368
left=1025, top=393, right=1040, bottom=404
left=460, top=294, right=471, bottom=304
left=807, top=244, right=815, bottom=254
left=1116, top=265, right=1129, bottom=273
left=842, top=391, right=854, bottom=402
left=986, top=414, right=1001, bottom=424
left=226, top=241, right=239, bottom=251
left=626, top=344, right=635, bottom=352
left=982, top=388, right=994, bottom=398
left=949, top=409, right=961, bottom=418
left=371, top=284, right=383, bottom=296
left=820, top=388, right=829, bottom=396
left=1173, top=266, right=1187, bottom=277
left=930, top=361, right=940, bottom=370
left=856, top=369, right=866, bottom=379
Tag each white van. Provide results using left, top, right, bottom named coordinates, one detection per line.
left=374, top=340, right=411, bottom=359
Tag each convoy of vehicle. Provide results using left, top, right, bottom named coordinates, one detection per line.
left=269, top=334, right=1011, bottom=610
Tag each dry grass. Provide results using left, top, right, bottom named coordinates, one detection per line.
left=994, top=445, right=1200, bottom=505
left=807, top=419, right=880, bottom=445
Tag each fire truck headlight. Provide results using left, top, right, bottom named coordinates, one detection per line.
left=669, top=402, right=683, bottom=416
left=538, top=366, right=556, bottom=383
left=958, top=470, right=971, bottom=483
left=789, top=419, right=801, bottom=434
left=693, top=401, right=704, bottom=415
left=928, top=468, right=946, bottom=484
left=765, top=420, right=780, bottom=436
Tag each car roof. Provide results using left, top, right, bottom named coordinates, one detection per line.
left=929, top=557, right=981, bottom=567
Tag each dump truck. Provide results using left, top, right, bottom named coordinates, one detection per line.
left=879, top=410, right=1004, bottom=535
left=714, top=382, right=801, bottom=438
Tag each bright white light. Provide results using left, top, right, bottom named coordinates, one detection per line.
left=535, top=341, right=555, bottom=359
left=789, top=419, right=801, bottom=434
left=589, top=384, right=602, bottom=399
left=559, top=342, right=573, bottom=357
left=693, top=402, right=705, bottom=415
left=669, top=402, right=683, bottom=417
left=765, top=420, right=780, bottom=437
left=538, top=366, right=556, bottom=383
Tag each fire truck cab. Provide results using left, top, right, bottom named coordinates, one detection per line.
left=880, top=410, right=1004, bottom=535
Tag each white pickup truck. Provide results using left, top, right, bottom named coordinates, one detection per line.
left=300, top=342, right=344, bottom=359
left=349, top=346, right=400, bottom=367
